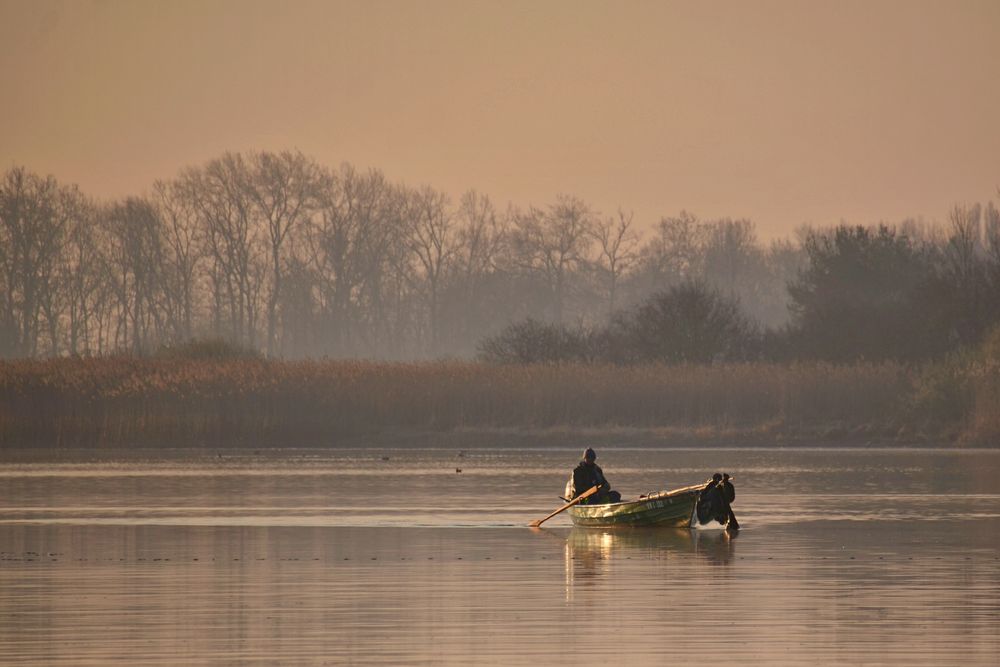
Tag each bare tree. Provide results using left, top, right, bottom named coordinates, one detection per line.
left=985, top=200, right=1000, bottom=262
left=946, top=203, right=984, bottom=275
left=38, top=185, right=94, bottom=356
left=638, top=210, right=706, bottom=289
left=985, top=199, right=1000, bottom=325
left=153, top=178, right=203, bottom=342
left=985, top=199, right=1000, bottom=275
left=305, top=164, right=384, bottom=354
left=0, top=168, right=71, bottom=356
left=590, top=208, right=639, bottom=319
left=187, top=154, right=265, bottom=349
left=510, top=195, right=594, bottom=324
left=703, top=218, right=759, bottom=298
left=379, top=185, right=421, bottom=357
left=319, top=166, right=405, bottom=356
left=103, top=197, right=169, bottom=354
left=405, top=185, right=454, bottom=354
left=944, top=203, right=987, bottom=344
left=241, top=151, right=325, bottom=356
left=455, top=190, right=506, bottom=286
left=307, top=165, right=356, bottom=353
left=63, top=195, right=103, bottom=354
left=446, top=190, right=509, bottom=349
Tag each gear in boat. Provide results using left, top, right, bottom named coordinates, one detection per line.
left=695, top=472, right=739, bottom=530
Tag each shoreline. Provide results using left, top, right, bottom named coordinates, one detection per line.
left=0, top=426, right=990, bottom=464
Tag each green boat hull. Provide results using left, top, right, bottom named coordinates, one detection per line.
left=568, top=488, right=700, bottom=528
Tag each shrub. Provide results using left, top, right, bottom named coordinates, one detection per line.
left=908, top=325, right=1000, bottom=439
left=622, top=281, right=759, bottom=363
left=476, top=319, right=599, bottom=364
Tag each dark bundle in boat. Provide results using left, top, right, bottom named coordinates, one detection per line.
left=695, top=473, right=739, bottom=530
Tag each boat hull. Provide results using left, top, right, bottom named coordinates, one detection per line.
left=568, top=488, right=701, bottom=528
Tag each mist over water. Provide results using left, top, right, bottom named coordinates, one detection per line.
left=1, top=447, right=998, bottom=665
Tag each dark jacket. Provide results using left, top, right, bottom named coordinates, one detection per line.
left=572, top=461, right=608, bottom=499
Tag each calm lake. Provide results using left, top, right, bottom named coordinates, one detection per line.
left=1, top=446, right=999, bottom=665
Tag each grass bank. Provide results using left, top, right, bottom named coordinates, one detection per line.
left=2, top=357, right=997, bottom=448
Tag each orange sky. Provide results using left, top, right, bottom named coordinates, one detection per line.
left=2, top=0, right=998, bottom=236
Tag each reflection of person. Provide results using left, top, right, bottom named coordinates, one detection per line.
left=570, top=448, right=621, bottom=504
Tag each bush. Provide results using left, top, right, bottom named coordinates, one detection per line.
left=476, top=319, right=599, bottom=364
left=909, top=354, right=976, bottom=425
left=477, top=284, right=759, bottom=365
left=908, top=325, right=1000, bottom=439
left=622, top=281, right=759, bottom=363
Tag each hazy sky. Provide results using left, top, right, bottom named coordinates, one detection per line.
left=2, top=0, right=998, bottom=237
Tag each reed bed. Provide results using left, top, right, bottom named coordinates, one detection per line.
left=965, top=360, right=1000, bottom=444
left=0, top=357, right=990, bottom=448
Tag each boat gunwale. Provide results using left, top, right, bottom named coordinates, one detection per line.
left=568, top=480, right=711, bottom=513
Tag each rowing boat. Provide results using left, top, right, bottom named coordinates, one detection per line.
left=567, top=481, right=722, bottom=528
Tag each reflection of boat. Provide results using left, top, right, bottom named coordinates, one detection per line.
left=568, top=481, right=720, bottom=528
left=563, top=526, right=736, bottom=594
left=567, top=526, right=694, bottom=554
left=565, top=525, right=735, bottom=562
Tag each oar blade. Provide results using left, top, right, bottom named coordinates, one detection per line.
left=527, top=485, right=600, bottom=527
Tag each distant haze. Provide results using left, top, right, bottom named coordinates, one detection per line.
left=2, top=0, right=998, bottom=237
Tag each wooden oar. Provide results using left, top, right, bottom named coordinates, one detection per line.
left=528, top=485, right=600, bottom=528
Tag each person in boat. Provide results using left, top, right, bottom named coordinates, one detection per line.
left=570, top=448, right=621, bottom=504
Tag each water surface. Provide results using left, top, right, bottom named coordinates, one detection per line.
left=1, top=447, right=998, bottom=665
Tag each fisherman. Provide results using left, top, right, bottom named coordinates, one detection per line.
left=569, top=448, right=621, bottom=504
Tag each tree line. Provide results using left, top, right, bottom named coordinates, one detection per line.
left=483, top=212, right=1000, bottom=364
left=1, top=154, right=997, bottom=362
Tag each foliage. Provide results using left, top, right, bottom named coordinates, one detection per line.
left=478, top=283, right=758, bottom=365
left=476, top=319, right=600, bottom=364
left=909, top=353, right=977, bottom=425
left=909, top=325, right=1000, bottom=440
left=622, top=281, right=758, bottom=363
left=787, top=225, right=942, bottom=361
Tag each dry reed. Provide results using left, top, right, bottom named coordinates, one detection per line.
left=0, top=357, right=987, bottom=448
